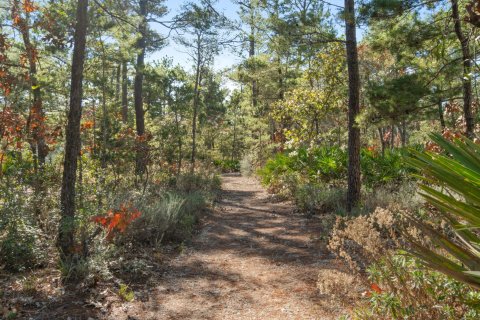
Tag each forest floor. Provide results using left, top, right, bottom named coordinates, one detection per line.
left=107, top=174, right=349, bottom=319
left=3, top=174, right=351, bottom=319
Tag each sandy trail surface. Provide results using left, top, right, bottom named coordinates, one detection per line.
left=109, top=174, right=344, bottom=320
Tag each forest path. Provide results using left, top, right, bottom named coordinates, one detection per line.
left=109, top=174, right=343, bottom=320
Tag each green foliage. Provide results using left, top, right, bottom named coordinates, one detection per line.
left=295, top=184, right=346, bottom=214
left=353, top=254, right=480, bottom=320
left=213, top=159, right=240, bottom=173
left=0, top=181, right=47, bottom=272
left=258, top=146, right=410, bottom=194
left=172, top=172, right=221, bottom=194
left=366, top=73, right=430, bottom=122
left=118, top=283, right=135, bottom=302
left=0, top=219, right=45, bottom=272
left=361, top=148, right=410, bottom=188
left=122, top=173, right=218, bottom=246
left=405, top=134, right=480, bottom=289
left=126, top=192, right=186, bottom=246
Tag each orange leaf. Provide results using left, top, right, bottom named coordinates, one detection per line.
left=23, top=0, right=36, bottom=13
left=370, top=283, right=383, bottom=294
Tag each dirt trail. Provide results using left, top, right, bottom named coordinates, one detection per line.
left=109, top=174, right=344, bottom=320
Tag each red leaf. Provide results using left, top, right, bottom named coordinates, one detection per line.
left=370, top=283, right=383, bottom=294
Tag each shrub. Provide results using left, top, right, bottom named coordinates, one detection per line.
left=257, top=152, right=295, bottom=190
left=361, top=148, right=412, bottom=189
left=258, top=146, right=411, bottom=201
left=295, top=184, right=346, bottom=214
left=167, top=191, right=207, bottom=241
left=240, top=153, right=255, bottom=177
left=118, top=283, right=135, bottom=302
left=317, top=268, right=361, bottom=299
left=327, top=206, right=480, bottom=319
left=328, top=207, right=398, bottom=274
left=126, top=192, right=186, bottom=246
left=0, top=219, right=46, bottom=272
left=173, top=172, right=221, bottom=194
left=121, top=189, right=209, bottom=246
left=403, top=134, right=480, bottom=289
left=213, top=159, right=240, bottom=173
left=352, top=254, right=480, bottom=320
left=362, top=181, right=421, bottom=213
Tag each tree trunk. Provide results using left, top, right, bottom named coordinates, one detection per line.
left=400, top=121, right=407, bottom=147
left=101, top=42, right=108, bottom=170
left=390, top=125, right=395, bottom=149
left=121, top=60, right=128, bottom=123
left=14, top=2, right=48, bottom=167
left=378, top=127, right=386, bottom=156
left=115, top=62, right=121, bottom=113
left=438, top=99, right=446, bottom=129
left=59, top=0, right=89, bottom=265
left=345, top=0, right=361, bottom=213
left=174, top=98, right=182, bottom=175
left=249, top=5, right=258, bottom=110
left=134, top=0, right=147, bottom=175
left=451, top=0, right=475, bottom=138
left=191, top=42, right=202, bottom=173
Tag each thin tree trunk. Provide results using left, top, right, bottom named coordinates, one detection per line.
left=174, top=102, right=182, bottom=176
left=59, top=0, right=89, bottom=265
left=345, top=0, right=361, bottom=213
left=232, top=117, right=237, bottom=162
left=390, top=125, right=395, bottom=149
left=134, top=0, right=147, bottom=175
left=378, top=127, right=386, bottom=156
left=451, top=0, right=475, bottom=138
left=191, top=39, right=202, bottom=173
left=438, top=99, right=446, bottom=129
left=400, top=121, right=407, bottom=147
left=14, top=2, right=48, bottom=166
left=14, top=2, right=48, bottom=224
left=121, top=60, right=128, bottom=123
left=115, top=62, right=121, bottom=111
left=101, top=41, right=108, bottom=170
left=191, top=73, right=200, bottom=172
left=249, top=4, right=257, bottom=110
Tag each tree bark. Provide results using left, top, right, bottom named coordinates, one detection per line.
left=134, top=0, right=147, bottom=175
left=451, top=0, right=475, bottom=138
left=438, top=99, right=446, bottom=129
left=115, top=62, right=121, bottom=113
left=14, top=1, right=48, bottom=167
left=191, top=40, right=202, bottom=173
left=59, top=0, right=89, bottom=265
left=400, top=121, right=407, bottom=147
left=378, top=127, right=386, bottom=156
left=249, top=1, right=258, bottom=110
left=390, top=125, right=395, bottom=149
left=121, top=60, right=128, bottom=123
left=345, top=0, right=361, bottom=213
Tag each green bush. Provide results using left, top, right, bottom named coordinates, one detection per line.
left=295, top=184, right=346, bottom=214
left=352, top=254, right=480, bottom=320
left=126, top=192, right=186, bottom=246
left=213, top=159, right=240, bottom=173
left=121, top=189, right=209, bottom=246
left=167, top=191, right=207, bottom=241
left=258, top=146, right=412, bottom=201
left=361, top=148, right=411, bottom=189
left=240, top=154, right=255, bottom=176
left=172, top=172, right=221, bottom=194
left=0, top=219, right=46, bottom=272
left=403, top=134, right=480, bottom=289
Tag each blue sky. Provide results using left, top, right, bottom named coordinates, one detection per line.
left=148, top=0, right=349, bottom=72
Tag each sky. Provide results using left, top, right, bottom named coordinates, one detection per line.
left=147, top=0, right=350, bottom=73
